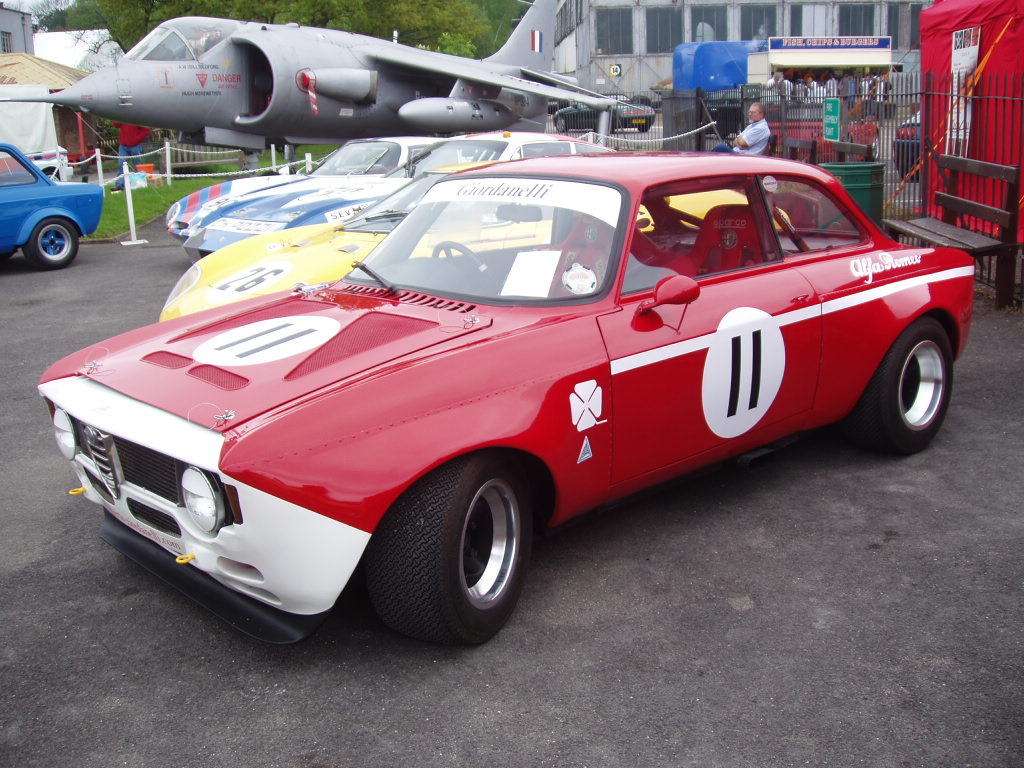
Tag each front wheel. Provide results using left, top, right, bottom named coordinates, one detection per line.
left=365, top=454, right=533, bottom=644
left=23, top=217, right=79, bottom=270
left=842, top=317, right=953, bottom=454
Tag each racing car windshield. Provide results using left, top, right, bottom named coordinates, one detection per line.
left=348, top=177, right=623, bottom=304
left=390, top=140, right=508, bottom=178
left=314, top=141, right=403, bottom=176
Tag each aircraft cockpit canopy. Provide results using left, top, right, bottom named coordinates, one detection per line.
left=126, top=18, right=239, bottom=62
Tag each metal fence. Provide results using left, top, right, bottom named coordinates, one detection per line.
left=547, top=75, right=1024, bottom=305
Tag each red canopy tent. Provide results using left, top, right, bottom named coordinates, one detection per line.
left=918, top=0, right=1023, bottom=238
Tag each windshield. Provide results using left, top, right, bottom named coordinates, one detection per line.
left=391, top=140, right=509, bottom=179
left=345, top=176, right=623, bottom=303
left=342, top=173, right=446, bottom=233
left=314, top=141, right=405, bottom=176
left=127, top=18, right=237, bottom=61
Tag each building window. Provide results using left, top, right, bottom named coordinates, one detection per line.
left=910, top=4, right=922, bottom=48
left=596, top=7, right=633, bottom=55
left=1, top=31, right=13, bottom=54
left=692, top=6, right=727, bottom=42
left=741, top=5, right=776, bottom=40
left=790, top=5, right=803, bottom=36
left=556, top=0, right=586, bottom=44
left=839, top=4, right=876, bottom=36
left=646, top=6, right=683, bottom=53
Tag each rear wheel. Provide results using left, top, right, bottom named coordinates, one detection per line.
left=23, top=217, right=79, bottom=270
left=365, top=454, right=533, bottom=644
left=843, top=317, right=953, bottom=454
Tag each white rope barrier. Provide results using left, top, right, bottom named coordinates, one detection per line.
left=582, top=122, right=718, bottom=149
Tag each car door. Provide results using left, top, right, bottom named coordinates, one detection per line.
left=597, top=174, right=822, bottom=484
left=0, top=148, right=46, bottom=251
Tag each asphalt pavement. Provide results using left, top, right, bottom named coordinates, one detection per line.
left=1, top=220, right=1022, bottom=768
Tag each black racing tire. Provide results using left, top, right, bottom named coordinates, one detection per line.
left=842, top=317, right=953, bottom=454
left=636, top=122, right=651, bottom=133
left=22, top=217, right=79, bottom=270
left=0, top=252, right=13, bottom=262
left=365, top=453, right=533, bottom=644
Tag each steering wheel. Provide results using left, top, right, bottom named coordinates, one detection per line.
left=432, top=240, right=486, bottom=271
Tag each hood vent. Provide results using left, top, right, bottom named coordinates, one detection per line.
left=285, top=313, right=435, bottom=380
left=142, top=351, right=192, bottom=369
left=336, top=283, right=477, bottom=313
left=187, top=364, right=249, bottom=390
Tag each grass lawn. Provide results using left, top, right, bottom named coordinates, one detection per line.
left=88, top=173, right=227, bottom=240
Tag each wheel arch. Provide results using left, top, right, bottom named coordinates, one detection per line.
left=17, top=209, right=84, bottom=247
left=410, top=445, right=557, bottom=533
left=919, top=306, right=962, bottom=359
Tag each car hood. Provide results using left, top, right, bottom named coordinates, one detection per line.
left=41, top=289, right=510, bottom=432
left=219, top=177, right=408, bottom=224
left=160, top=230, right=386, bottom=321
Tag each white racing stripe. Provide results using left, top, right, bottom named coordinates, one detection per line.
left=610, top=266, right=974, bottom=375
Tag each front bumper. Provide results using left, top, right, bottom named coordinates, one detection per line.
left=40, top=376, right=371, bottom=638
left=184, top=220, right=287, bottom=261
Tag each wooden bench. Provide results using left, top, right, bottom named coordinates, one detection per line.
left=883, top=154, right=1021, bottom=307
left=783, top=137, right=818, bottom=164
left=829, top=140, right=874, bottom=162
left=165, top=143, right=246, bottom=172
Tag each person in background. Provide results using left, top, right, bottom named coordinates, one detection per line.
left=711, top=103, right=771, bottom=154
left=111, top=122, right=152, bottom=192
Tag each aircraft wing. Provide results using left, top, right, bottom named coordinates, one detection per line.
left=366, top=45, right=617, bottom=109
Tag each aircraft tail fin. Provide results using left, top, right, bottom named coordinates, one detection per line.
left=485, top=0, right=557, bottom=71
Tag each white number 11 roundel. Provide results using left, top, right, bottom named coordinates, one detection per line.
left=701, top=307, right=786, bottom=438
left=192, top=315, right=342, bottom=367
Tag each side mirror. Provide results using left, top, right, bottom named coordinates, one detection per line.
left=637, top=274, right=700, bottom=314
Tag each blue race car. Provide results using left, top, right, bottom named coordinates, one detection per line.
left=0, top=142, right=103, bottom=270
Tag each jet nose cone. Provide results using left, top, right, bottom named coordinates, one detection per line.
left=46, top=73, right=102, bottom=109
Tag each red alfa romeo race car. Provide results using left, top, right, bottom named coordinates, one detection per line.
left=39, top=154, right=974, bottom=645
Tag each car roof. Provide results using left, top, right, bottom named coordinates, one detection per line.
left=460, top=130, right=606, bottom=148
left=450, top=152, right=842, bottom=194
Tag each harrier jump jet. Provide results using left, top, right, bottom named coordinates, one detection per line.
left=15, top=0, right=615, bottom=149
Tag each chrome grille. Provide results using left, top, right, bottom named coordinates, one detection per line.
left=71, top=417, right=181, bottom=503
left=78, top=423, right=119, bottom=499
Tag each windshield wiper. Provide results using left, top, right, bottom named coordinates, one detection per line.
left=363, top=209, right=409, bottom=222
left=350, top=261, right=398, bottom=295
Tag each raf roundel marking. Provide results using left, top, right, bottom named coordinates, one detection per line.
left=206, top=262, right=294, bottom=305
left=192, top=315, right=343, bottom=367
left=702, top=307, right=786, bottom=438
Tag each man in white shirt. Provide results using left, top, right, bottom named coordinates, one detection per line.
left=711, top=103, right=771, bottom=154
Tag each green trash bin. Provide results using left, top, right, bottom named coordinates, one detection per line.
left=820, top=162, right=885, bottom=225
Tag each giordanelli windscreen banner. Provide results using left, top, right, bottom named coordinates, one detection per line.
left=948, top=25, right=981, bottom=154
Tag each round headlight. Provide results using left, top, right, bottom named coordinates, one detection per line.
left=165, top=201, right=182, bottom=227
left=162, top=263, right=202, bottom=312
left=52, top=408, right=77, bottom=460
left=181, top=467, right=224, bottom=533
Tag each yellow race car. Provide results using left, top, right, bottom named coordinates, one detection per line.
left=160, top=164, right=485, bottom=321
